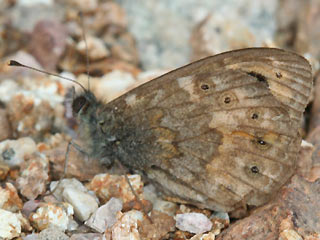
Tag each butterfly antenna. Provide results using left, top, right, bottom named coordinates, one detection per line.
left=78, top=11, right=90, bottom=91
left=7, top=60, right=87, bottom=92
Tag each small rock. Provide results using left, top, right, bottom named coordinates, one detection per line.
left=85, top=197, right=123, bottom=233
left=306, top=126, right=320, bottom=182
left=29, top=20, right=67, bottom=71
left=70, top=233, right=104, bottom=240
left=94, top=2, right=127, bottom=29
left=16, top=153, right=49, bottom=199
left=143, top=184, right=177, bottom=216
left=139, top=210, right=176, bottom=240
left=0, top=209, right=22, bottom=239
left=279, top=229, right=303, bottom=240
left=38, top=226, right=69, bottom=240
left=0, top=108, right=11, bottom=141
left=190, top=14, right=258, bottom=61
left=7, top=93, right=57, bottom=138
left=22, top=232, right=39, bottom=240
left=67, top=0, right=98, bottom=12
left=0, top=137, right=37, bottom=166
left=176, top=213, right=213, bottom=234
left=153, top=199, right=178, bottom=217
left=0, top=182, right=23, bottom=212
left=210, top=211, right=229, bottom=235
left=90, top=70, right=136, bottom=102
left=106, top=210, right=143, bottom=240
left=297, top=140, right=314, bottom=180
left=49, top=178, right=98, bottom=222
left=63, top=187, right=98, bottom=222
left=87, top=173, right=143, bottom=205
left=0, top=161, right=10, bottom=180
left=29, top=202, right=74, bottom=231
left=77, top=35, right=110, bottom=60
left=190, top=232, right=216, bottom=240
left=50, top=178, right=88, bottom=202
left=22, top=200, right=41, bottom=218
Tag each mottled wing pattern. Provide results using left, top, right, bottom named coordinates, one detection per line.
left=103, top=48, right=312, bottom=212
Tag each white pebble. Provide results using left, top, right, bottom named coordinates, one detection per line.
left=63, top=187, right=98, bottom=222
left=0, top=137, right=37, bottom=166
left=85, top=197, right=123, bottom=233
left=0, top=209, right=21, bottom=239
left=176, top=212, right=213, bottom=234
left=30, top=202, right=74, bottom=231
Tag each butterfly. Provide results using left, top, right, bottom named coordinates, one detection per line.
left=15, top=48, right=313, bottom=212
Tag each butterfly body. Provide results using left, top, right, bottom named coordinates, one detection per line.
left=73, top=48, right=312, bottom=212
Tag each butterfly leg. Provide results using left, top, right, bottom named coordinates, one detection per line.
left=115, top=159, right=153, bottom=223
left=48, top=140, right=89, bottom=197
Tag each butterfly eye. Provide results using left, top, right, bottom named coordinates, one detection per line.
left=72, top=96, right=87, bottom=113
left=201, top=84, right=209, bottom=90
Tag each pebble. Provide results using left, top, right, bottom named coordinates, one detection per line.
left=0, top=161, right=10, bottom=180
left=0, top=137, right=37, bottom=166
left=0, top=209, right=22, bottom=239
left=16, top=153, right=49, bottom=199
left=279, top=229, right=303, bottom=240
left=139, top=210, right=176, bottom=240
left=38, top=227, right=69, bottom=240
left=0, top=182, right=23, bottom=212
left=0, top=108, right=11, bottom=141
left=143, top=184, right=178, bottom=216
left=92, top=70, right=136, bottom=102
left=190, top=232, right=216, bottom=240
left=87, top=173, right=143, bottom=205
left=50, top=178, right=89, bottom=202
left=29, top=20, right=67, bottom=70
left=67, top=0, right=98, bottom=12
left=70, top=233, right=103, bottom=240
left=49, top=178, right=98, bottom=222
left=29, top=202, right=74, bottom=231
left=106, top=210, right=144, bottom=240
left=175, top=212, right=213, bottom=234
left=210, top=211, right=229, bottom=235
left=63, top=187, right=98, bottom=222
left=77, top=35, right=110, bottom=60
left=85, top=197, right=123, bottom=233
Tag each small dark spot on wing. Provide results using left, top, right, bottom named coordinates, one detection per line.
left=201, top=84, right=209, bottom=90
left=276, top=72, right=282, bottom=78
left=224, top=97, right=231, bottom=104
left=250, top=166, right=259, bottom=174
left=247, top=71, right=267, bottom=83
left=251, top=113, right=259, bottom=119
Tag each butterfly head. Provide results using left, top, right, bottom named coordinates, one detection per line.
left=71, top=90, right=101, bottom=126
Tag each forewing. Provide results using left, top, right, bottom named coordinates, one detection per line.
left=105, top=48, right=312, bottom=212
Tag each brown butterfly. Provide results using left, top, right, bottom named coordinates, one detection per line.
left=20, top=48, right=314, bottom=212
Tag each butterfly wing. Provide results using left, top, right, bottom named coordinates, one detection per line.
left=100, top=48, right=312, bottom=212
